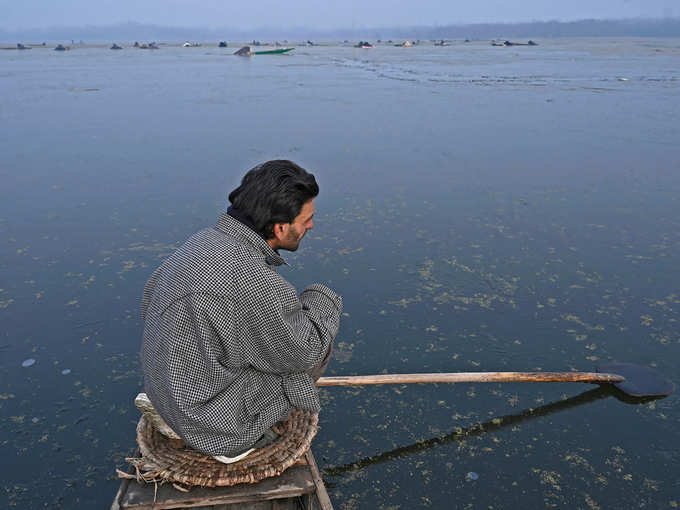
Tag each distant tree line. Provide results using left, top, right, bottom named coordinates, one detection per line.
left=424, top=18, right=680, bottom=39
left=1, top=18, right=679, bottom=43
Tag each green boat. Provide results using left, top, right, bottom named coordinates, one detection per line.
left=252, top=47, right=294, bottom=55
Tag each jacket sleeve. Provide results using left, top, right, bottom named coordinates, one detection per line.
left=237, top=266, right=343, bottom=376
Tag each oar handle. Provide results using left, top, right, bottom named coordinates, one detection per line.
left=316, top=372, right=625, bottom=387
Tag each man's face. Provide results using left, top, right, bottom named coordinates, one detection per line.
left=275, top=199, right=315, bottom=252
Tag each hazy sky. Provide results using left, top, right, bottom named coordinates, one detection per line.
left=2, top=0, right=677, bottom=30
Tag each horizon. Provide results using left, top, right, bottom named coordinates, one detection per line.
left=2, top=0, right=678, bottom=31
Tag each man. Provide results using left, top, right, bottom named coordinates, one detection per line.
left=140, top=160, right=342, bottom=459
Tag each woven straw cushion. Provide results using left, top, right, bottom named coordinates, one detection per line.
left=126, top=408, right=319, bottom=487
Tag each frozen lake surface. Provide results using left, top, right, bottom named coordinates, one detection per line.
left=1, top=38, right=679, bottom=508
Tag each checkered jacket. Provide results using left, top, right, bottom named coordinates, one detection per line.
left=140, top=212, right=342, bottom=456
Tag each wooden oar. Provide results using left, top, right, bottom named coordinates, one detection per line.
left=317, top=362, right=675, bottom=398
left=317, top=372, right=623, bottom=386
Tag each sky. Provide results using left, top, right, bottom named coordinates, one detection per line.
left=2, top=0, right=678, bottom=30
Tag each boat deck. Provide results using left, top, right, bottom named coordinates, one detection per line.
left=111, top=450, right=332, bottom=510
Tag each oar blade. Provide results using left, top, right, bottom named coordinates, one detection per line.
left=597, top=362, right=675, bottom=397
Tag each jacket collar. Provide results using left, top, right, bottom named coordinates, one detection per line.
left=215, top=212, right=286, bottom=267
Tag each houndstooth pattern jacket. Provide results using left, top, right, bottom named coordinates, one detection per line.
left=140, top=212, right=342, bottom=456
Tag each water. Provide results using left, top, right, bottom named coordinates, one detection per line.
left=1, top=39, right=679, bottom=509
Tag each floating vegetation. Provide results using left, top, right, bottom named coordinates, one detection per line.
left=2, top=145, right=680, bottom=508
left=333, top=342, right=355, bottom=363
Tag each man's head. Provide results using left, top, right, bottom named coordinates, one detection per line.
left=228, top=160, right=318, bottom=252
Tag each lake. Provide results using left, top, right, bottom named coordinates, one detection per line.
left=1, top=38, right=679, bottom=509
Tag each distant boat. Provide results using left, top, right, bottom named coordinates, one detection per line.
left=183, top=41, right=201, bottom=47
left=252, top=47, right=294, bottom=55
left=0, top=43, right=32, bottom=50
left=434, top=40, right=450, bottom=46
left=395, top=41, right=413, bottom=47
left=233, top=46, right=294, bottom=56
left=110, top=43, right=123, bottom=50
left=218, top=41, right=228, bottom=48
left=354, top=41, right=373, bottom=48
left=54, top=44, right=67, bottom=51
left=138, top=42, right=159, bottom=50
left=492, top=40, right=538, bottom=47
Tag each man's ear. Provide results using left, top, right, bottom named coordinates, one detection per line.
left=272, top=222, right=287, bottom=240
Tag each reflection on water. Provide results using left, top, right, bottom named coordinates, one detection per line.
left=324, top=385, right=660, bottom=478
left=1, top=39, right=679, bottom=508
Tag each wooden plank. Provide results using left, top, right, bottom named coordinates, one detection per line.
left=210, top=503, right=275, bottom=510
left=271, top=499, right=301, bottom=510
left=214, top=501, right=289, bottom=510
left=120, top=465, right=315, bottom=509
left=112, top=448, right=140, bottom=510
left=300, top=493, right=314, bottom=510
left=210, top=501, right=299, bottom=510
left=111, top=476, right=132, bottom=510
left=304, top=451, right=333, bottom=510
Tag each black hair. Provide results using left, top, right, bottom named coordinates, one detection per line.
left=228, top=160, right=319, bottom=239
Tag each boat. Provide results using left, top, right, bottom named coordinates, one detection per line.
left=234, top=46, right=295, bottom=56
left=110, top=43, right=123, bottom=50
left=183, top=41, right=201, bottom=47
left=54, top=44, right=67, bottom=51
left=354, top=41, right=373, bottom=48
left=112, top=401, right=332, bottom=509
left=252, top=47, right=294, bottom=55
left=434, top=40, right=450, bottom=46
left=0, top=43, right=32, bottom=50
left=492, top=40, right=538, bottom=47
left=111, top=448, right=333, bottom=510
left=394, top=41, right=413, bottom=47
left=218, top=41, right=228, bottom=47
